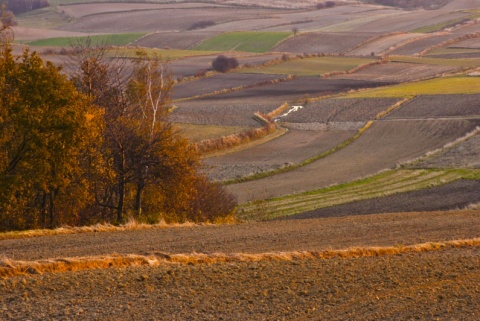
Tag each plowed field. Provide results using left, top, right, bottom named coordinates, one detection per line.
left=59, top=7, right=286, bottom=33
left=204, top=129, right=356, bottom=181
left=386, top=94, right=480, bottom=119
left=330, top=62, right=455, bottom=82
left=132, top=31, right=219, bottom=50
left=388, top=34, right=457, bottom=55
left=291, top=179, right=480, bottom=219
left=227, top=119, right=480, bottom=202
left=1, top=210, right=480, bottom=320
left=173, top=74, right=285, bottom=100
left=273, top=32, right=378, bottom=54
left=282, top=97, right=401, bottom=123
left=348, top=33, right=433, bottom=56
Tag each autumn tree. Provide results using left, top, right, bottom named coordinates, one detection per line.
left=70, top=45, right=237, bottom=224
left=0, top=46, right=103, bottom=231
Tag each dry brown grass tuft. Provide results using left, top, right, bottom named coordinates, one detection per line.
left=0, top=219, right=205, bottom=241
left=2, top=238, right=479, bottom=279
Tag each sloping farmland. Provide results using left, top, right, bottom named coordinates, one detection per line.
left=385, top=94, right=480, bottom=119
left=290, top=179, right=480, bottom=219
left=272, top=32, right=379, bottom=55
left=347, top=33, right=432, bottom=56
left=227, top=119, right=480, bottom=202
left=172, top=73, right=288, bottom=100
left=132, top=31, right=220, bottom=49
left=329, top=61, right=457, bottom=82
left=58, top=6, right=288, bottom=33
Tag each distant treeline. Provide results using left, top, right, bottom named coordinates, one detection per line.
left=360, top=0, right=451, bottom=9
left=7, top=0, right=49, bottom=14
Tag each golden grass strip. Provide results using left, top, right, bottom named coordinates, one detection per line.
left=0, top=220, right=204, bottom=241
left=2, top=238, right=479, bottom=279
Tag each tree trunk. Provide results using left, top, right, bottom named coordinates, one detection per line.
left=134, top=181, right=145, bottom=217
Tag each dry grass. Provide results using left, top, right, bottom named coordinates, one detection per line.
left=2, top=238, right=479, bottom=279
left=194, top=118, right=278, bottom=156
left=0, top=219, right=204, bottom=241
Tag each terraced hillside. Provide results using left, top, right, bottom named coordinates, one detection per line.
left=3, top=0, right=480, bottom=319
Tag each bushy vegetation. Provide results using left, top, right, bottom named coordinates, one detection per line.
left=189, top=20, right=215, bottom=30
left=211, top=55, right=239, bottom=73
left=0, top=39, right=237, bottom=232
left=360, top=0, right=451, bottom=9
left=6, top=0, right=49, bottom=14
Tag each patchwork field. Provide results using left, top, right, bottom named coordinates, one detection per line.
left=236, top=56, right=375, bottom=76
left=4, top=0, right=480, bottom=319
left=227, top=119, right=480, bottom=202
left=273, top=32, right=379, bottom=54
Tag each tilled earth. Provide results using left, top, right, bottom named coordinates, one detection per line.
left=1, top=247, right=479, bottom=320
left=1, top=210, right=480, bottom=320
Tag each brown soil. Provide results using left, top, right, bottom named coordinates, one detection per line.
left=389, top=34, right=457, bottom=56
left=348, top=33, right=425, bottom=56
left=385, top=94, right=480, bottom=119
left=59, top=3, right=222, bottom=19
left=1, top=210, right=480, bottom=320
left=330, top=62, right=455, bottom=82
left=283, top=97, right=401, bottom=123
left=204, top=129, right=356, bottom=181
left=173, top=73, right=285, bottom=100
left=357, top=10, right=469, bottom=33
left=59, top=7, right=287, bottom=33
left=132, top=31, right=220, bottom=50
left=227, top=119, right=480, bottom=202
left=290, top=179, right=480, bottom=220
left=273, top=32, right=379, bottom=55
left=1, top=211, right=479, bottom=261
left=172, top=101, right=273, bottom=127
left=450, top=37, right=480, bottom=49
left=415, top=133, right=480, bottom=169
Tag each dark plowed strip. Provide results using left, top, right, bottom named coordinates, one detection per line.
left=289, top=179, right=480, bottom=220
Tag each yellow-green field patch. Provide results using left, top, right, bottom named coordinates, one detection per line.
left=174, top=123, right=248, bottom=143
left=193, top=32, right=291, bottom=53
left=348, top=77, right=480, bottom=98
left=237, top=56, right=374, bottom=76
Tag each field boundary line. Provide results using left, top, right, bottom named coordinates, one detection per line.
left=173, top=75, right=296, bottom=102
left=416, top=32, right=480, bottom=56
left=225, top=97, right=412, bottom=185
left=2, top=238, right=479, bottom=279
left=0, top=220, right=214, bottom=241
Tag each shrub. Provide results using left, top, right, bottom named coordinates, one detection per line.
left=325, top=1, right=336, bottom=7
left=7, top=0, right=49, bottom=14
left=187, top=176, right=237, bottom=223
left=189, top=20, right=216, bottom=30
left=212, top=55, right=239, bottom=73
left=316, top=2, right=326, bottom=9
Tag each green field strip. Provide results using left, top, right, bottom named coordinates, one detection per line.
left=193, top=32, right=291, bottom=53
left=389, top=56, right=480, bottom=68
left=28, top=33, right=146, bottom=47
left=412, top=17, right=473, bottom=33
left=347, top=77, right=480, bottom=98
left=235, top=56, right=374, bottom=76
left=426, top=47, right=480, bottom=56
left=237, top=169, right=472, bottom=220
left=108, top=48, right=220, bottom=60
left=251, top=170, right=450, bottom=213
